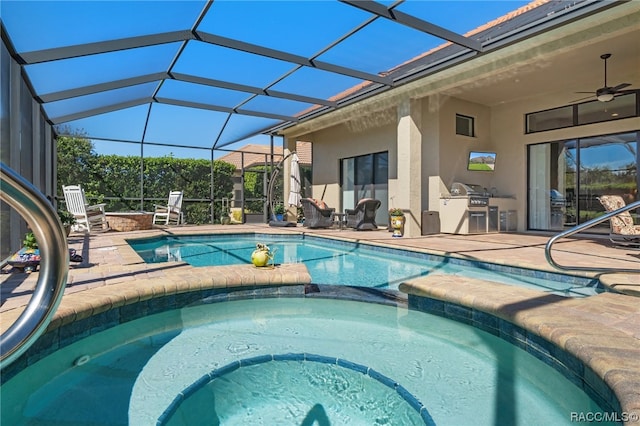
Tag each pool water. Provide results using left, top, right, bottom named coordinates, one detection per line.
left=0, top=298, right=612, bottom=425
left=165, top=356, right=428, bottom=425
left=128, top=234, right=602, bottom=297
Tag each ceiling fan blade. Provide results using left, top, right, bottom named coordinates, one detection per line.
left=612, top=90, right=636, bottom=99
left=611, top=83, right=631, bottom=92
left=575, top=54, right=635, bottom=103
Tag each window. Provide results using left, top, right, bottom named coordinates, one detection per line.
left=577, top=93, right=636, bottom=125
left=455, top=114, right=475, bottom=137
left=526, top=106, right=573, bottom=133
left=526, top=93, right=638, bottom=133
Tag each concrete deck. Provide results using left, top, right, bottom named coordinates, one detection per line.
left=1, top=224, right=639, bottom=423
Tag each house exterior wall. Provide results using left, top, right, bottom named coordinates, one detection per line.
left=308, top=110, right=397, bottom=211
left=280, top=1, right=639, bottom=235
left=306, top=94, right=498, bottom=235
left=490, top=96, right=640, bottom=230
left=302, top=89, right=639, bottom=234
left=431, top=96, right=493, bottom=200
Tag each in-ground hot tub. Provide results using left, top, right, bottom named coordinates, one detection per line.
left=105, top=211, right=154, bottom=231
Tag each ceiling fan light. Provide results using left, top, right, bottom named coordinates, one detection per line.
left=597, top=93, right=614, bottom=102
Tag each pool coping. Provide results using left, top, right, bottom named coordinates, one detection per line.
left=284, top=231, right=638, bottom=296
left=124, top=229, right=638, bottom=296
left=3, top=282, right=637, bottom=424
left=400, top=275, right=640, bottom=423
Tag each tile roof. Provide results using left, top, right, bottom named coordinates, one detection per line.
left=218, top=141, right=311, bottom=170
left=385, top=0, right=551, bottom=74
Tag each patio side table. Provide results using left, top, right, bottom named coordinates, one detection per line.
left=334, top=212, right=347, bottom=230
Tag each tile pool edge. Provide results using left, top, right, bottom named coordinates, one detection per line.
left=2, top=283, right=635, bottom=422
left=400, top=276, right=640, bottom=422
left=127, top=232, right=606, bottom=290
left=158, top=353, right=435, bottom=426
left=295, top=232, right=634, bottom=296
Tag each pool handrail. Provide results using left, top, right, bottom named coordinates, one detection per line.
left=0, top=163, right=69, bottom=368
left=545, top=200, right=640, bottom=272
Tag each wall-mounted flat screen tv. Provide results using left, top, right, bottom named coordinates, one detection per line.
left=467, top=151, right=496, bottom=171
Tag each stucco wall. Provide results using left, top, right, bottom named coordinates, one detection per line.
left=306, top=110, right=397, bottom=210
left=432, top=96, right=493, bottom=198
left=490, top=96, right=640, bottom=229
left=281, top=0, right=639, bottom=233
left=299, top=91, right=639, bottom=232
left=431, top=94, right=639, bottom=229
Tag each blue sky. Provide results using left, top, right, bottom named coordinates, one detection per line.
left=578, top=143, right=637, bottom=171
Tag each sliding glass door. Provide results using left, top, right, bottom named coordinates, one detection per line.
left=341, top=151, right=388, bottom=225
left=528, top=132, right=638, bottom=232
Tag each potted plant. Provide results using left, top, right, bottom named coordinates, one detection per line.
left=220, top=207, right=231, bottom=225
left=274, top=204, right=285, bottom=221
left=389, top=208, right=405, bottom=237
left=58, top=209, right=76, bottom=236
left=23, top=231, right=38, bottom=250
left=7, top=231, right=41, bottom=273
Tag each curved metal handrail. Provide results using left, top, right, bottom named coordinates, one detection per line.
left=0, top=163, right=69, bottom=368
left=545, top=200, right=640, bottom=272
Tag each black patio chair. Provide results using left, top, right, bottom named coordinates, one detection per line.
left=345, top=198, right=381, bottom=231
left=301, top=198, right=335, bottom=229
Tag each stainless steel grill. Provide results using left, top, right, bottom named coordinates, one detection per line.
left=450, top=182, right=489, bottom=197
left=468, top=196, right=489, bottom=207
left=450, top=183, right=489, bottom=207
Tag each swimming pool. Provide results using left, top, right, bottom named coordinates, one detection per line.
left=128, top=233, right=603, bottom=297
left=0, top=295, right=614, bottom=425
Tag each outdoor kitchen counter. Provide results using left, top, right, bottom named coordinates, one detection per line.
left=439, top=196, right=517, bottom=234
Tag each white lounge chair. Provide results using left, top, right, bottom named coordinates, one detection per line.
left=62, top=185, right=110, bottom=233
left=153, top=191, right=184, bottom=226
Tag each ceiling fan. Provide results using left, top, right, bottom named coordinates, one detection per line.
left=574, top=53, right=635, bottom=102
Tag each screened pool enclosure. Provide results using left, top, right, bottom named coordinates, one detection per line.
left=2, top=0, right=638, bottom=255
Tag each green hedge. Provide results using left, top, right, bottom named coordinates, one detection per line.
left=57, top=134, right=235, bottom=224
